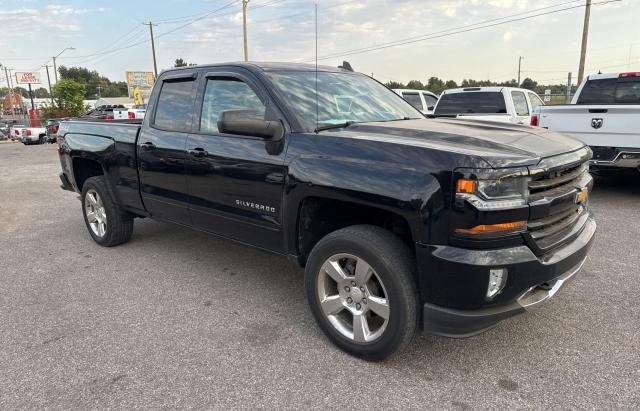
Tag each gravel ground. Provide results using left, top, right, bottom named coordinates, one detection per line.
left=0, top=143, right=638, bottom=410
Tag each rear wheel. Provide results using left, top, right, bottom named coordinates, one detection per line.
left=305, top=225, right=418, bottom=361
left=81, top=176, right=134, bottom=246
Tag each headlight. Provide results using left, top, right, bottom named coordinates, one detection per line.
left=455, top=168, right=530, bottom=210
left=454, top=168, right=529, bottom=237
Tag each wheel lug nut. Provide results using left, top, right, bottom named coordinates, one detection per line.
left=345, top=286, right=350, bottom=292
left=351, top=281, right=356, bottom=286
left=356, top=303, right=361, bottom=310
left=362, top=298, right=367, bottom=304
left=360, top=287, right=365, bottom=292
left=347, top=297, right=353, bottom=304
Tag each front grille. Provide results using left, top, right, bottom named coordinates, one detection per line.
left=527, top=159, right=591, bottom=254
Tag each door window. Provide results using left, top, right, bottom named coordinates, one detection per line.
left=402, top=92, right=423, bottom=110
left=528, top=93, right=544, bottom=112
left=511, top=91, right=530, bottom=116
left=422, top=94, right=438, bottom=110
left=153, top=79, right=196, bottom=132
left=200, top=78, right=266, bottom=134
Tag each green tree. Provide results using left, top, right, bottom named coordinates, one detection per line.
left=406, top=80, right=425, bottom=90
left=33, top=87, right=51, bottom=98
left=174, top=58, right=196, bottom=67
left=519, top=77, right=538, bottom=91
left=39, top=79, right=86, bottom=120
left=58, top=65, right=128, bottom=99
left=384, top=81, right=405, bottom=89
left=426, top=77, right=446, bottom=94
left=444, top=80, right=458, bottom=89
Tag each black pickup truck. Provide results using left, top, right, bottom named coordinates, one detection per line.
left=57, top=62, right=596, bottom=360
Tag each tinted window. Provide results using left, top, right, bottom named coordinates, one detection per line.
left=576, top=78, right=617, bottom=104
left=511, top=91, right=529, bottom=116
left=200, top=78, right=265, bottom=134
left=434, top=92, right=507, bottom=115
left=402, top=92, right=423, bottom=110
left=529, top=93, right=544, bottom=111
left=615, top=77, right=640, bottom=103
left=154, top=80, right=195, bottom=131
left=423, top=94, right=438, bottom=109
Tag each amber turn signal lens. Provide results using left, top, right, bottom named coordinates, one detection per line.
left=456, top=179, right=477, bottom=194
left=577, top=187, right=588, bottom=204
left=455, top=221, right=526, bottom=236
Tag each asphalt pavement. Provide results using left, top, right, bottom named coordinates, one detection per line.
left=0, top=143, right=638, bottom=409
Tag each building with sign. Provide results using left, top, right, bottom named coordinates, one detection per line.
left=125, top=71, right=155, bottom=101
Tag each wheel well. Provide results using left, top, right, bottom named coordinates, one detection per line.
left=73, top=158, right=104, bottom=191
left=297, top=197, right=414, bottom=266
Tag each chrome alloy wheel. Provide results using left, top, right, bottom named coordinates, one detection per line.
left=317, top=253, right=390, bottom=343
left=85, top=189, right=107, bottom=237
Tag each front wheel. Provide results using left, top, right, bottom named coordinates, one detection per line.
left=305, top=225, right=418, bottom=361
left=81, top=176, right=134, bottom=247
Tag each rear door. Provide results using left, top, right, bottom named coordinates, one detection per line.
left=137, top=70, right=198, bottom=225
left=184, top=67, right=287, bottom=252
left=401, top=92, right=425, bottom=112
left=510, top=90, right=531, bottom=124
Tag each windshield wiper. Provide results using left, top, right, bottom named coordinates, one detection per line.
left=314, top=121, right=356, bottom=133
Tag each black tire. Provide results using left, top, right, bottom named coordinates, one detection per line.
left=81, top=176, right=134, bottom=247
left=305, top=225, right=418, bottom=361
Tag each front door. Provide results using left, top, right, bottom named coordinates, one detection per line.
left=184, top=69, right=287, bottom=252
left=138, top=72, right=198, bottom=225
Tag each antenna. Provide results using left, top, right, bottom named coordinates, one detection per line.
left=315, top=3, right=319, bottom=133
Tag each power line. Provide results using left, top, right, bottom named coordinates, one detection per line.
left=300, top=0, right=620, bottom=62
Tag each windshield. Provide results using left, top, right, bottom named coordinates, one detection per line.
left=434, top=92, right=507, bottom=115
left=267, top=71, right=422, bottom=131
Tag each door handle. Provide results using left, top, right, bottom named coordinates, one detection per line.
left=188, top=148, right=208, bottom=157
left=140, top=142, right=156, bottom=150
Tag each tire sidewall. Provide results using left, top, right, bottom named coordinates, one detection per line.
left=305, top=232, right=416, bottom=360
left=81, top=178, right=114, bottom=246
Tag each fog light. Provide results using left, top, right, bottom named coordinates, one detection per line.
left=487, top=268, right=507, bottom=299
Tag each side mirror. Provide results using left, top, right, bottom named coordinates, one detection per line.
left=217, top=109, right=284, bottom=140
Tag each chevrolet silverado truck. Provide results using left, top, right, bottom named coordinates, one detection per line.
left=533, top=72, right=640, bottom=172
left=57, top=62, right=596, bottom=360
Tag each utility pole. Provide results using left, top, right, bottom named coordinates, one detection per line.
left=144, top=21, right=158, bottom=79
left=566, top=72, right=573, bottom=103
left=43, top=65, right=54, bottom=106
left=577, top=0, right=592, bottom=85
left=517, top=56, right=523, bottom=86
left=242, top=0, right=249, bottom=62
left=8, top=68, right=17, bottom=121
left=2, top=65, right=15, bottom=121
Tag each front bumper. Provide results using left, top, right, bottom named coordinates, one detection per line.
left=417, top=217, right=596, bottom=337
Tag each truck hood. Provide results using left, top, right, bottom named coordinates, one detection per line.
left=324, top=118, right=586, bottom=168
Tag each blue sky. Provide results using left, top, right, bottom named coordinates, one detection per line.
left=1, top=0, right=639, bottom=86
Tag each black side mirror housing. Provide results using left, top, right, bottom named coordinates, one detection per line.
left=217, top=109, right=284, bottom=140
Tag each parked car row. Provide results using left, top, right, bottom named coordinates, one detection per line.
left=393, top=71, right=639, bottom=174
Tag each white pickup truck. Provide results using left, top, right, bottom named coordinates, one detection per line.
left=113, top=104, right=147, bottom=120
left=431, top=86, right=545, bottom=125
left=533, top=72, right=640, bottom=170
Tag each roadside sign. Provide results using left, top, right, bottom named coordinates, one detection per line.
left=15, top=72, right=41, bottom=84
left=133, top=86, right=144, bottom=105
left=126, top=71, right=155, bottom=99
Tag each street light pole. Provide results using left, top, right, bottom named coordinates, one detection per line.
left=52, top=47, right=75, bottom=83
